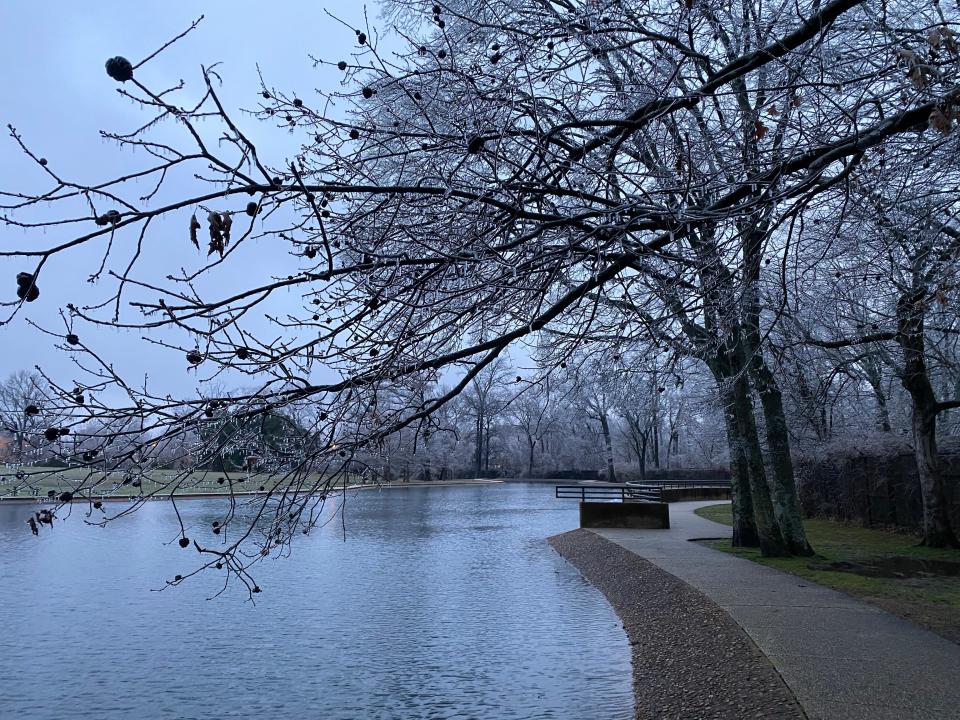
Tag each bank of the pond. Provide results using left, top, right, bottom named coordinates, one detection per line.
left=549, top=529, right=804, bottom=720
left=0, top=478, right=503, bottom=504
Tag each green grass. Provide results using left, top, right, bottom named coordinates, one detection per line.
left=694, top=503, right=960, bottom=640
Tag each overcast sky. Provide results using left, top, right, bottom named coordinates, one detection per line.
left=0, top=1, right=385, bottom=400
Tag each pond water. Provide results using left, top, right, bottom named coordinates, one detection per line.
left=0, top=483, right=633, bottom=720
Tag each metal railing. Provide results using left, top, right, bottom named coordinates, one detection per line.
left=555, top=484, right=664, bottom=503
left=626, top=479, right=731, bottom=491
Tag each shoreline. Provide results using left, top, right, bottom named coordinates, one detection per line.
left=548, top=528, right=804, bottom=719
left=0, top=478, right=504, bottom=504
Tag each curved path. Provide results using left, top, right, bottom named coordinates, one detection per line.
left=594, top=501, right=960, bottom=719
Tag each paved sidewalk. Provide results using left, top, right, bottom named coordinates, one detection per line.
left=595, top=501, right=960, bottom=720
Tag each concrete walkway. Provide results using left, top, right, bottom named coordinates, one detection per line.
left=595, top=501, right=960, bottom=720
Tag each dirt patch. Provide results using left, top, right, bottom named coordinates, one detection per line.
left=806, top=556, right=960, bottom=579
left=549, top=528, right=804, bottom=720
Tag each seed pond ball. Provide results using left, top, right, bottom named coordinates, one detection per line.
left=44, top=428, right=59, bottom=442
left=47, top=490, right=55, bottom=498
left=213, top=527, right=221, bottom=535
left=212, top=521, right=220, bottom=528
left=175, top=574, right=182, bottom=581
left=105, top=56, right=134, bottom=82
left=16, top=273, right=39, bottom=302
left=93, top=501, right=103, bottom=509
left=39, top=158, right=47, bottom=166
left=338, top=61, right=348, bottom=71
left=59, top=492, right=73, bottom=503
left=66, top=333, right=79, bottom=345
left=357, top=32, right=367, bottom=45
left=186, top=350, right=203, bottom=365
left=438, top=50, right=447, bottom=59
left=262, top=91, right=271, bottom=99
left=216, top=563, right=223, bottom=569
left=467, top=136, right=484, bottom=154
left=293, top=98, right=303, bottom=107
left=258, top=485, right=265, bottom=492
left=350, top=128, right=360, bottom=140
left=236, top=347, right=250, bottom=360
left=178, top=537, right=190, bottom=548
left=362, top=87, right=374, bottom=99
left=25, top=405, right=39, bottom=416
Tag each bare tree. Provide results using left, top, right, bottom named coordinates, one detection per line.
left=0, top=371, right=47, bottom=463
left=1, top=0, right=958, bottom=590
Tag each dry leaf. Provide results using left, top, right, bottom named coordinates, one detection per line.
left=207, top=212, right=225, bottom=257
left=767, top=105, right=780, bottom=116
left=896, top=47, right=916, bottom=65
left=754, top=120, right=768, bottom=140
left=929, top=108, right=953, bottom=135
left=189, top=214, right=200, bottom=249
left=943, top=28, right=959, bottom=55
left=910, top=66, right=927, bottom=90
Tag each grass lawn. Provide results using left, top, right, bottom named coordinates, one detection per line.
left=695, top=503, right=960, bottom=644
left=0, top=466, right=367, bottom=499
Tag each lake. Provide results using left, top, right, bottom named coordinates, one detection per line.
left=0, top=482, right=633, bottom=719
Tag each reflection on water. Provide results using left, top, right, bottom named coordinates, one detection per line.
left=0, top=483, right=633, bottom=720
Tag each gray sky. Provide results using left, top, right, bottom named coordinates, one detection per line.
left=0, top=0, right=379, bottom=399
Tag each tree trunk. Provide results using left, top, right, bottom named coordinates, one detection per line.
left=730, top=374, right=789, bottom=556
left=709, top=352, right=763, bottom=549
left=638, top=432, right=648, bottom=482
left=748, top=354, right=815, bottom=556
left=598, top=413, right=617, bottom=483
left=527, top=434, right=535, bottom=477
left=651, top=413, right=660, bottom=469
left=484, top=417, right=492, bottom=472
left=897, top=290, right=959, bottom=547
left=719, top=388, right=759, bottom=547
left=739, top=222, right=812, bottom=556
left=474, top=411, right=483, bottom=477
